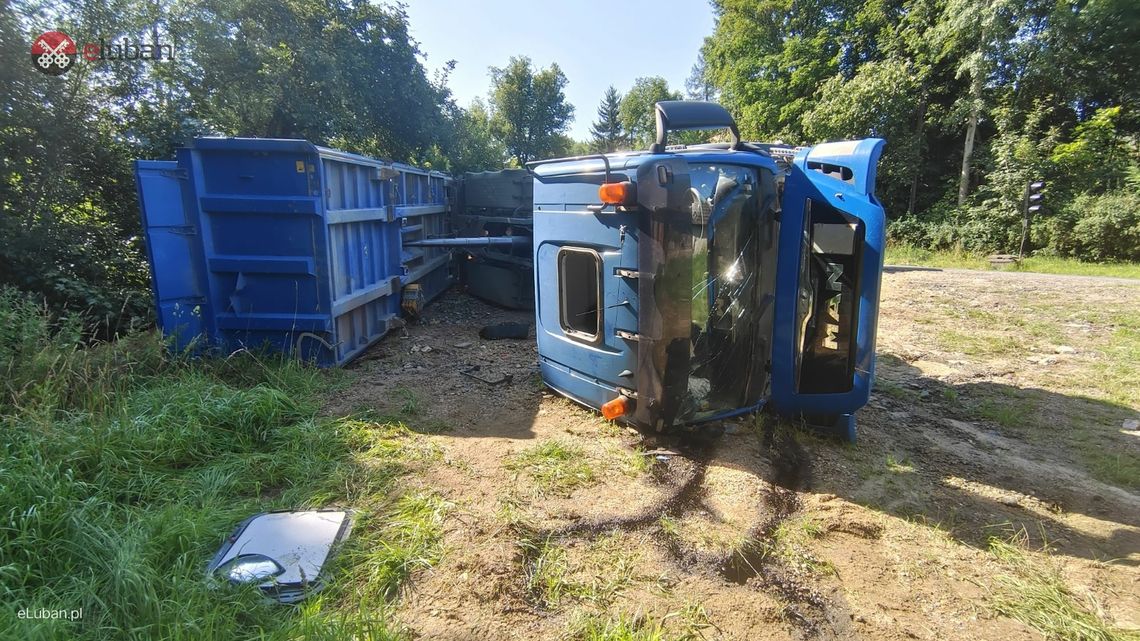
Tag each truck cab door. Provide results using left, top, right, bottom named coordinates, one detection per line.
left=770, top=139, right=886, bottom=439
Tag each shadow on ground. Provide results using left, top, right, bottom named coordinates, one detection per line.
left=791, top=354, right=1140, bottom=567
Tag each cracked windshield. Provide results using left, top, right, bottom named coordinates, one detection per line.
left=682, top=164, right=768, bottom=421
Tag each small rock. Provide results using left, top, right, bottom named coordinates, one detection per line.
left=723, top=422, right=741, bottom=434
left=454, top=341, right=472, bottom=348
left=1123, top=419, right=1140, bottom=431
left=998, top=494, right=1021, bottom=507
left=918, top=390, right=931, bottom=399
left=421, top=345, right=432, bottom=353
left=1054, top=345, right=1077, bottom=354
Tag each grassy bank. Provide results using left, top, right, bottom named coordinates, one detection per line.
left=0, top=289, right=437, bottom=640
left=885, top=245, right=1140, bottom=279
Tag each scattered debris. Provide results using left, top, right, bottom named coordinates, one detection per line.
left=207, top=510, right=353, bottom=604
left=460, top=365, right=513, bottom=386
left=997, top=494, right=1022, bottom=507
left=1054, top=345, right=1077, bottom=354
left=454, top=341, right=472, bottom=348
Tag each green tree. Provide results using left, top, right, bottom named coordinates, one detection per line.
left=619, top=77, right=681, bottom=149
left=442, top=99, right=507, bottom=173
left=803, top=59, right=926, bottom=216
left=487, top=56, right=574, bottom=165
left=702, top=0, right=857, bottom=140
left=568, top=139, right=594, bottom=156
left=589, top=86, right=625, bottom=153
left=1, top=1, right=154, bottom=334
left=931, top=0, right=1020, bottom=205
left=685, top=50, right=716, bottom=101
left=176, top=0, right=446, bottom=161
left=1050, top=107, right=1133, bottom=196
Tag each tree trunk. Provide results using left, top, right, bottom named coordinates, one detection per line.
left=957, top=101, right=979, bottom=206
left=908, top=95, right=928, bottom=215
left=958, top=42, right=986, bottom=207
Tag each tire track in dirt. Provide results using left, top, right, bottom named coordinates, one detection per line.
left=513, top=424, right=854, bottom=639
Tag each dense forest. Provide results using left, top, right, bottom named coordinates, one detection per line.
left=1, top=0, right=1138, bottom=335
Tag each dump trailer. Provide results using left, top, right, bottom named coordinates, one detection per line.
left=529, top=101, right=886, bottom=439
left=134, top=138, right=452, bottom=367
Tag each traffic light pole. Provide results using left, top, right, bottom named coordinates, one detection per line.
left=1019, top=180, right=1045, bottom=260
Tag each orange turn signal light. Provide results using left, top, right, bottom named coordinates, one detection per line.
left=598, top=181, right=636, bottom=206
left=601, top=395, right=631, bottom=421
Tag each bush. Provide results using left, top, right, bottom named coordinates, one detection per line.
left=1038, top=190, right=1140, bottom=262
left=0, top=286, right=167, bottom=412
left=887, top=195, right=1025, bottom=255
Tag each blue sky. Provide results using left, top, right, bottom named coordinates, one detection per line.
left=403, top=0, right=718, bottom=141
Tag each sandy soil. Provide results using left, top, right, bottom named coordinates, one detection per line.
left=325, top=268, right=1140, bottom=640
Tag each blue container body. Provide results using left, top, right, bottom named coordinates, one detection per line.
left=135, top=138, right=451, bottom=367
left=532, top=139, right=885, bottom=435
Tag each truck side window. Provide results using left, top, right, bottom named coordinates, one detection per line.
left=558, top=247, right=601, bottom=341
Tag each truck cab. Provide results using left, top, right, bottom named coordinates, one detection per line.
left=530, top=101, right=885, bottom=439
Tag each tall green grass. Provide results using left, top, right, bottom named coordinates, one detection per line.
left=885, top=244, right=1140, bottom=279
left=989, top=532, right=1139, bottom=641
left=0, top=287, right=435, bottom=640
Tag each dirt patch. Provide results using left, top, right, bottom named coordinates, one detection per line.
left=324, top=270, right=1140, bottom=639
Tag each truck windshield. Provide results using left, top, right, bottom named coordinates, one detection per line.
left=680, top=163, right=772, bottom=421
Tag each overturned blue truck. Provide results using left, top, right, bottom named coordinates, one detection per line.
left=135, top=101, right=885, bottom=439
left=528, top=102, right=885, bottom=439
